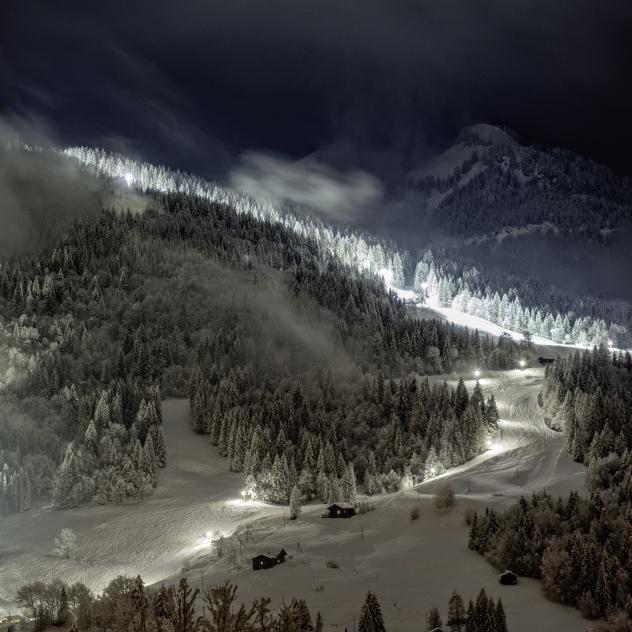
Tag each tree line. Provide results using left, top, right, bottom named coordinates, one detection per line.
left=1, top=183, right=511, bottom=514
left=468, top=347, right=632, bottom=630
left=15, top=575, right=510, bottom=632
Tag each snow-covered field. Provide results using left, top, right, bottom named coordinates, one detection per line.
left=167, top=367, right=586, bottom=632
left=422, top=301, right=567, bottom=347
left=0, top=369, right=587, bottom=629
left=0, top=400, right=282, bottom=614
left=178, top=494, right=586, bottom=632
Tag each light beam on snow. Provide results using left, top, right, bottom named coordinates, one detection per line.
left=378, top=267, right=393, bottom=288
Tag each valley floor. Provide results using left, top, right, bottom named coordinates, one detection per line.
left=0, top=369, right=588, bottom=630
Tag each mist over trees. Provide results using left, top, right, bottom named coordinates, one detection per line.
left=62, top=145, right=630, bottom=345
left=1, top=175, right=508, bottom=514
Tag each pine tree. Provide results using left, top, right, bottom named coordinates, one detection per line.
left=271, top=454, right=291, bottom=504
left=291, top=598, right=313, bottom=632
left=315, top=611, right=323, bottom=632
left=168, top=578, right=200, bottom=632
left=289, top=485, right=302, bottom=520
left=358, top=592, right=385, bottom=632
left=427, top=607, right=442, bottom=629
left=447, top=590, right=466, bottom=632
left=494, top=598, right=508, bottom=632
left=341, top=463, right=357, bottom=502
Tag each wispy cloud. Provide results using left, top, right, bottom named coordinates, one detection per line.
left=230, top=152, right=384, bottom=223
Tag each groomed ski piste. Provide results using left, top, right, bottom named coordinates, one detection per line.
left=0, top=328, right=588, bottom=631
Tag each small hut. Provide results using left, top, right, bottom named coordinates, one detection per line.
left=252, top=549, right=288, bottom=571
left=498, top=570, right=518, bottom=585
left=538, top=356, right=555, bottom=365
left=323, top=503, right=356, bottom=518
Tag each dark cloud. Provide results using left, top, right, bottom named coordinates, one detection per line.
left=2, top=0, right=631, bottom=178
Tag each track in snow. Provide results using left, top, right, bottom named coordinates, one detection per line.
left=419, top=367, right=585, bottom=502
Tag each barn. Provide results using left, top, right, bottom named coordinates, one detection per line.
left=252, top=549, right=287, bottom=571
left=323, top=503, right=356, bottom=518
left=498, top=570, right=518, bottom=585
left=538, top=356, right=555, bottom=365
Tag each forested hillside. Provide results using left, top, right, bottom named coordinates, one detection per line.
left=411, top=124, right=632, bottom=237
left=404, top=125, right=632, bottom=343
left=469, top=348, right=632, bottom=629
left=61, top=145, right=630, bottom=348
left=0, top=173, right=515, bottom=515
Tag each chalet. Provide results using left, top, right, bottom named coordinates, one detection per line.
left=538, top=356, right=555, bottom=365
left=252, top=549, right=287, bottom=571
left=323, top=503, right=356, bottom=518
left=498, top=570, right=518, bottom=585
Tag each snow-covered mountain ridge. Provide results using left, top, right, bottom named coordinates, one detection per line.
left=407, top=123, right=632, bottom=236
left=59, top=144, right=629, bottom=348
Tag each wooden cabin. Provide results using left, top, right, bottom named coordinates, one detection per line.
left=498, top=570, right=518, bottom=585
left=252, top=549, right=287, bottom=571
left=538, top=356, right=555, bottom=365
left=323, top=503, right=356, bottom=518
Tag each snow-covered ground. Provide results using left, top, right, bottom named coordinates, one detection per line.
left=162, top=368, right=586, bottom=632
left=414, top=297, right=627, bottom=353
left=0, top=369, right=587, bottom=629
left=177, top=494, right=586, bottom=632
left=0, top=400, right=282, bottom=614
left=422, top=368, right=585, bottom=501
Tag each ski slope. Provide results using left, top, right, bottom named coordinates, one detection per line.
left=160, top=367, right=586, bottom=632
left=0, top=368, right=586, bottom=629
left=421, top=368, right=585, bottom=501
left=0, top=399, right=283, bottom=614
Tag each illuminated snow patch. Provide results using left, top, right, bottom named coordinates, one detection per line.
left=378, top=267, right=393, bottom=287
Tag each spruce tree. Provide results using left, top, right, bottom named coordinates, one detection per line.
left=427, top=607, right=442, bottom=629
left=341, top=463, right=357, bottom=502
left=289, top=485, right=302, bottom=520
left=447, top=590, right=466, bottom=632
left=358, top=592, right=385, bottom=632
left=495, top=598, right=508, bottom=632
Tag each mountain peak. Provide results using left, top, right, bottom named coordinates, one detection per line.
left=456, top=123, right=520, bottom=147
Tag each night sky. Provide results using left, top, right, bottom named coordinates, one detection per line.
left=2, top=0, right=632, bottom=180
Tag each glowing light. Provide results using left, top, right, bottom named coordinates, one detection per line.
left=420, top=281, right=428, bottom=290
left=122, top=171, right=135, bottom=186
left=608, top=339, right=613, bottom=347
left=486, top=438, right=493, bottom=448
left=474, top=369, right=481, bottom=378
left=241, top=487, right=256, bottom=502
left=205, top=531, right=213, bottom=540
left=378, top=267, right=393, bottom=288
left=429, top=467, right=436, bottom=477
left=519, top=359, right=526, bottom=369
